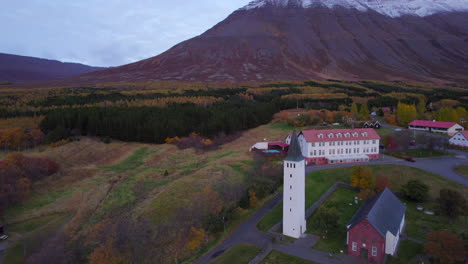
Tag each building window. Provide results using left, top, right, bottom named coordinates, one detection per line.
left=287, top=163, right=289, bottom=168
left=290, top=197, right=292, bottom=200
left=352, top=242, right=357, bottom=251
left=290, top=185, right=292, bottom=189
left=293, top=164, right=296, bottom=168
left=290, top=208, right=292, bottom=212
left=372, top=246, right=377, bottom=256
left=290, top=174, right=292, bottom=178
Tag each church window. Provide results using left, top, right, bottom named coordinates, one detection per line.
left=293, top=164, right=296, bottom=168
left=290, top=197, right=292, bottom=200
left=372, top=246, right=377, bottom=256
left=352, top=242, right=357, bottom=251
left=290, top=174, right=292, bottom=178
left=290, top=208, right=292, bottom=212
left=290, top=185, right=292, bottom=189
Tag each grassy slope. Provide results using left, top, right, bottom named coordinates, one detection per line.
left=2, top=123, right=293, bottom=263
left=260, top=250, right=319, bottom=264
left=210, top=244, right=262, bottom=264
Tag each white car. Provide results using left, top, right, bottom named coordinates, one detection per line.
left=394, top=128, right=402, bottom=131
left=0, top=235, right=8, bottom=240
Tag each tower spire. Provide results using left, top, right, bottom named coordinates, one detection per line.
left=286, top=129, right=304, bottom=162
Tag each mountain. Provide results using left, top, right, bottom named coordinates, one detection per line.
left=76, top=0, right=468, bottom=83
left=0, top=53, right=104, bottom=83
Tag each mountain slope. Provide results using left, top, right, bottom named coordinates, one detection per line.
left=0, top=53, right=104, bottom=83
left=76, top=1, right=468, bottom=83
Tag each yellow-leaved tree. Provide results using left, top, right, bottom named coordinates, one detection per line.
left=351, top=166, right=375, bottom=189
left=186, top=227, right=206, bottom=251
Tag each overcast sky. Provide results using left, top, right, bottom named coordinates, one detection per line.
left=0, top=0, right=251, bottom=67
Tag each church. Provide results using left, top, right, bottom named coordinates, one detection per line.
left=282, top=130, right=307, bottom=238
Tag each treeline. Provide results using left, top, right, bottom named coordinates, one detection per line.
left=0, top=153, right=59, bottom=216
left=40, top=99, right=279, bottom=144
left=28, top=88, right=247, bottom=107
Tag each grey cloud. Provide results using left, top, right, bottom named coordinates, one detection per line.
left=0, top=0, right=251, bottom=67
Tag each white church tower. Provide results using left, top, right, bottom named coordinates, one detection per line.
left=283, top=130, right=306, bottom=238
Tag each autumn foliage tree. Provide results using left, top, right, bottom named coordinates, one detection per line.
left=0, top=153, right=59, bottom=216
left=351, top=166, right=375, bottom=189
left=375, top=174, right=391, bottom=193
left=396, top=102, right=417, bottom=126
left=424, top=230, right=465, bottom=264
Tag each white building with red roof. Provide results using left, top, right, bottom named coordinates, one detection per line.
left=408, top=120, right=464, bottom=136
left=286, top=128, right=381, bottom=165
left=449, top=131, right=468, bottom=148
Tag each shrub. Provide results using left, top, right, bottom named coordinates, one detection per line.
left=401, top=180, right=429, bottom=202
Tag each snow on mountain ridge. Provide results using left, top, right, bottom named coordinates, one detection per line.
left=241, top=0, right=468, bottom=17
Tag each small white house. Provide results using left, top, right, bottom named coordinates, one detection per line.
left=408, top=120, right=464, bottom=136
left=449, top=131, right=468, bottom=148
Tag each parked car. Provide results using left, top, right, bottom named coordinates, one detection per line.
left=394, top=128, right=402, bottom=132
left=321, top=122, right=329, bottom=126
left=405, top=157, right=416, bottom=162
left=409, top=140, right=416, bottom=146
left=0, top=235, right=8, bottom=240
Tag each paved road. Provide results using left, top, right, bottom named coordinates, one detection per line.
left=195, top=150, right=467, bottom=264
left=306, top=152, right=468, bottom=186
left=193, top=195, right=281, bottom=264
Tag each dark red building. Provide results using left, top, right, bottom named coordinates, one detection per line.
left=347, top=188, right=406, bottom=264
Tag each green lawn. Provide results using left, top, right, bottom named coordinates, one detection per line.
left=387, top=148, right=451, bottom=158
left=454, top=165, right=468, bottom=177
left=210, top=244, right=261, bottom=264
left=257, top=165, right=464, bottom=236
left=376, top=128, right=394, bottom=137
left=387, top=241, right=424, bottom=264
left=260, top=250, right=319, bottom=264
left=2, top=241, right=24, bottom=264
left=7, top=213, right=66, bottom=234
left=307, top=188, right=360, bottom=254
left=405, top=202, right=467, bottom=241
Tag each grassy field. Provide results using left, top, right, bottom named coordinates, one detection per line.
left=405, top=201, right=467, bottom=241
left=257, top=164, right=465, bottom=235
left=7, top=213, right=66, bottom=234
left=260, top=250, right=319, bottom=264
left=387, top=241, right=424, bottom=264
left=307, top=188, right=360, bottom=254
left=2, top=213, right=70, bottom=264
left=454, top=165, right=468, bottom=177
left=387, top=148, right=451, bottom=158
left=210, top=244, right=261, bottom=264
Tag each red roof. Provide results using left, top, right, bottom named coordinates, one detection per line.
left=458, top=131, right=468, bottom=139
left=268, top=142, right=289, bottom=147
left=409, top=120, right=458, bottom=129
left=299, top=128, right=380, bottom=142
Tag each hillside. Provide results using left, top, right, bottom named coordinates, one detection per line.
left=0, top=53, right=104, bottom=83
left=69, top=0, right=468, bottom=84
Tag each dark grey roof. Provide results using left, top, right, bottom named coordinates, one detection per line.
left=347, top=188, right=406, bottom=237
left=285, top=130, right=304, bottom=162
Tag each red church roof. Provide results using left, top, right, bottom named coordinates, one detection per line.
left=409, top=120, right=458, bottom=129
left=299, top=128, right=380, bottom=143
